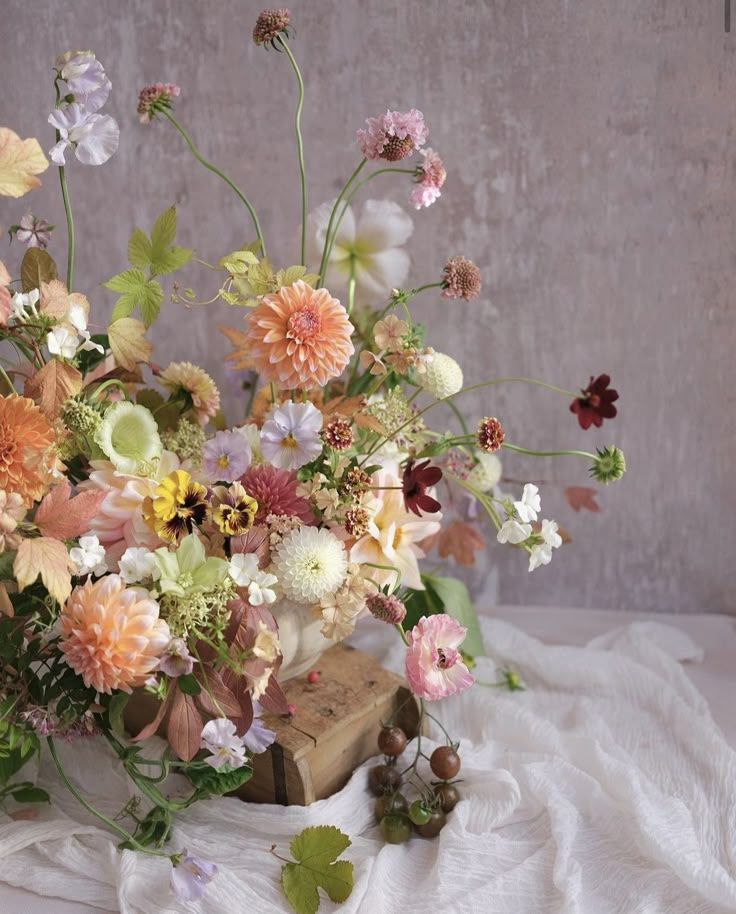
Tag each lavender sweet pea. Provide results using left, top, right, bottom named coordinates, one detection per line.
left=170, top=850, right=218, bottom=903
left=55, top=50, right=112, bottom=113
left=48, top=103, right=119, bottom=166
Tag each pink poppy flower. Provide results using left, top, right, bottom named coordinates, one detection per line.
left=404, top=614, right=474, bottom=701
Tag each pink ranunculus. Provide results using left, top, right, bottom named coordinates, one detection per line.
left=404, top=614, right=474, bottom=701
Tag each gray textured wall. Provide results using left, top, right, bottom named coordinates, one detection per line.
left=1, top=1, right=735, bottom=614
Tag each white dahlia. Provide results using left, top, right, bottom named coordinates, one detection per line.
left=418, top=352, right=463, bottom=399
left=271, top=526, right=348, bottom=604
left=466, top=453, right=503, bottom=493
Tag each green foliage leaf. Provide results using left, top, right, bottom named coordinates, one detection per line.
left=103, top=268, right=147, bottom=294
left=419, top=574, right=485, bottom=658
left=110, top=293, right=137, bottom=322
left=219, top=249, right=259, bottom=275
left=150, top=206, right=177, bottom=253
left=150, top=245, right=192, bottom=277
left=107, top=692, right=130, bottom=740
left=185, top=761, right=253, bottom=796
left=20, top=248, right=57, bottom=292
left=280, top=825, right=354, bottom=914
left=135, top=388, right=180, bottom=431
left=139, top=279, right=163, bottom=326
left=10, top=785, right=49, bottom=804
left=127, top=228, right=152, bottom=269
left=177, top=673, right=201, bottom=696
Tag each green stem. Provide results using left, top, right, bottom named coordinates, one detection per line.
left=0, top=363, right=14, bottom=394
left=58, top=167, right=74, bottom=290
left=277, top=36, right=307, bottom=265
left=46, top=737, right=171, bottom=857
left=317, top=159, right=366, bottom=284
left=410, top=282, right=443, bottom=297
left=162, top=110, right=266, bottom=257
left=346, top=254, right=357, bottom=315
left=502, top=443, right=595, bottom=460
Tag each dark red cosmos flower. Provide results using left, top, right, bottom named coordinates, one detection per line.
left=570, top=374, right=619, bottom=430
left=402, top=458, right=443, bottom=516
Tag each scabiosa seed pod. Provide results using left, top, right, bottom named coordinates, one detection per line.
left=137, top=83, right=181, bottom=124
left=477, top=416, right=505, bottom=453
left=590, top=445, right=626, bottom=483
left=322, top=418, right=353, bottom=451
left=253, top=8, right=291, bottom=46
left=418, top=352, right=464, bottom=399
left=344, top=506, right=370, bottom=538
left=340, top=466, right=371, bottom=495
left=366, top=592, right=407, bottom=625
left=442, top=256, right=482, bottom=301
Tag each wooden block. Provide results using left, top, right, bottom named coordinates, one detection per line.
left=239, top=643, right=420, bottom=805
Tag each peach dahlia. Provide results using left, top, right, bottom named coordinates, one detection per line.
left=0, top=395, right=57, bottom=505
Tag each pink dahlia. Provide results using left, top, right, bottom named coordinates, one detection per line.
left=357, top=109, right=428, bottom=162
left=240, top=464, right=314, bottom=525
left=405, top=614, right=474, bottom=701
left=60, top=575, right=170, bottom=694
left=246, top=280, right=354, bottom=390
left=409, top=148, right=446, bottom=209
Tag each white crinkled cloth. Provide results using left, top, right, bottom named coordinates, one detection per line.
left=0, top=618, right=735, bottom=914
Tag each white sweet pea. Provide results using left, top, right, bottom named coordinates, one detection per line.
left=47, top=326, right=79, bottom=359
left=119, top=547, right=160, bottom=584
left=514, top=483, right=541, bottom=524
left=11, top=289, right=39, bottom=322
left=55, top=50, right=111, bottom=113
left=48, top=103, right=119, bottom=166
left=200, top=718, right=247, bottom=770
left=69, top=535, right=107, bottom=576
left=497, top=519, right=532, bottom=545
left=528, top=519, right=563, bottom=572
left=228, top=553, right=278, bottom=606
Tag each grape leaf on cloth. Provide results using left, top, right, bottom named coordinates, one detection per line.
left=280, top=825, right=354, bottom=914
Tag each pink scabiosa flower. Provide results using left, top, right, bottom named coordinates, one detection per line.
left=442, top=255, right=482, bottom=301
left=409, top=148, right=446, bottom=209
left=59, top=575, right=170, bottom=694
left=476, top=416, right=505, bottom=453
left=357, top=109, right=429, bottom=162
left=252, top=8, right=291, bottom=46
left=246, top=280, right=354, bottom=390
left=240, top=464, right=314, bottom=524
left=160, top=361, right=221, bottom=425
left=202, top=430, right=252, bottom=482
left=137, top=82, right=181, bottom=124
left=261, top=401, right=323, bottom=470
left=405, top=614, right=474, bottom=701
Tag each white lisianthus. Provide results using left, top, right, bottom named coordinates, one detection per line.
left=418, top=351, right=464, bottom=399
left=94, top=401, right=162, bottom=474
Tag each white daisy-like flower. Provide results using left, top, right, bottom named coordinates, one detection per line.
left=271, top=526, right=348, bottom=604
left=514, top=483, right=541, bottom=524
left=466, top=453, right=503, bottom=493
left=418, top=351, right=464, bottom=399
left=69, top=535, right=107, bottom=577
left=261, top=401, right=323, bottom=471
left=306, top=198, right=413, bottom=302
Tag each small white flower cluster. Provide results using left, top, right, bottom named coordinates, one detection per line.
left=496, top=483, right=563, bottom=572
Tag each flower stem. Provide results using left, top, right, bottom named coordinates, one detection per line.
left=162, top=109, right=266, bottom=257
left=317, top=159, right=366, bottom=285
left=409, top=282, right=442, bottom=297
left=58, top=166, right=75, bottom=290
left=277, top=36, right=308, bottom=265
left=46, top=736, right=171, bottom=858
left=347, top=254, right=357, bottom=315
left=502, top=442, right=596, bottom=460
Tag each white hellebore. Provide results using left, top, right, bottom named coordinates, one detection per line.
left=497, top=519, right=532, bottom=545
left=228, top=553, right=278, bottom=606
left=69, top=535, right=107, bottom=577
left=119, top=547, right=160, bottom=585
left=528, top=519, right=563, bottom=572
left=514, top=483, right=541, bottom=524
left=306, top=198, right=413, bottom=302
left=48, top=103, right=119, bottom=166
left=200, top=718, right=247, bottom=770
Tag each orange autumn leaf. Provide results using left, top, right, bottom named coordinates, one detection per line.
left=108, top=317, right=152, bottom=370
left=0, top=128, right=49, bottom=198
left=39, top=279, right=90, bottom=325
left=14, top=536, right=73, bottom=605
left=219, top=324, right=255, bottom=370
left=35, top=481, right=106, bottom=540
left=565, top=486, right=601, bottom=513
left=438, top=520, right=486, bottom=566
left=25, top=358, right=83, bottom=420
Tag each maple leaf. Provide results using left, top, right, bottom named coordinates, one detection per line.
left=438, top=520, right=486, bottom=566
left=34, top=481, right=106, bottom=540
left=564, top=486, right=601, bottom=513
left=108, top=317, right=152, bottom=370
left=0, top=128, right=49, bottom=198
left=39, top=280, right=90, bottom=324
left=280, top=825, right=354, bottom=914
left=14, top=537, right=72, bottom=605
left=25, top=359, right=83, bottom=420
left=219, top=324, right=255, bottom=370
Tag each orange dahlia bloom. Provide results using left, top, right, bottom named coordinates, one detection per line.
left=247, top=280, right=354, bottom=390
left=0, top=395, right=57, bottom=505
left=60, top=575, right=170, bottom=694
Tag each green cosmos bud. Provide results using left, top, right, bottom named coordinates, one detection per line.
left=590, top=445, right=626, bottom=483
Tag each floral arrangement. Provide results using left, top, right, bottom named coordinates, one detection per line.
left=0, top=9, right=624, bottom=910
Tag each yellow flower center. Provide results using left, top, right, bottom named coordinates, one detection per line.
left=217, top=454, right=230, bottom=468
left=281, top=433, right=298, bottom=450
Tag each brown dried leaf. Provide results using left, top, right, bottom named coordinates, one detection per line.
left=130, top=689, right=173, bottom=742
left=437, top=520, right=486, bottom=566
left=35, top=481, right=106, bottom=540
left=219, top=324, right=255, bottom=370
left=166, top=687, right=203, bottom=761
left=20, top=248, right=57, bottom=293
left=258, top=674, right=290, bottom=716
left=25, top=359, right=83, bottom=420
left=565, top=486, right=601, bottom=514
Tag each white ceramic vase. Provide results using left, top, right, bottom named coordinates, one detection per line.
left=271, top=598, right=330, bottom=680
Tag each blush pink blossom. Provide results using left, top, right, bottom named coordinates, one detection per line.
left=409, top=148, right=446, bottom=209
left=404, top=614, right=474, bottom=701
left=357, top=109, right=428, bottom=162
